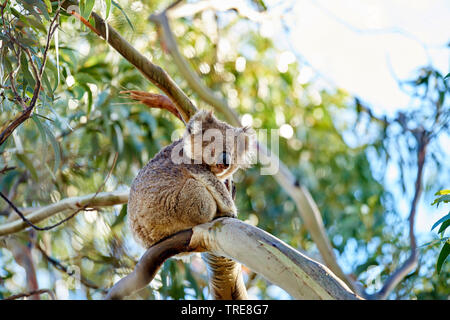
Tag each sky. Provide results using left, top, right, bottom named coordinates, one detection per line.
left=258, top=0, right=449, bottom=237
left=284, top=0, right=449, bottom=116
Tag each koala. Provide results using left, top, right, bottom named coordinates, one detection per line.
left=128, top=110, right=255, bottom=248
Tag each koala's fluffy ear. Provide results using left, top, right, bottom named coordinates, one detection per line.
left=186, top=110, right=214, bottom=135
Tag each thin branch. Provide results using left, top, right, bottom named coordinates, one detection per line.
left=67, top=9, right=102, bottom=36
left=367, top=131, right=428, bottom=300
left=0, top=165, right=16, bottom=175
left=0, top=190, right=128, bottom=236
left=4, top=289, right=55, bottom=300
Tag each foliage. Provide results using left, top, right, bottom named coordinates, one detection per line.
left=431, top=190, right=450, bottom=274
left=0, top=0, right=448, bottom=300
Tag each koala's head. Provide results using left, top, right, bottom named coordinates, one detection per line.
left=183, top=110, right=255, bottom=180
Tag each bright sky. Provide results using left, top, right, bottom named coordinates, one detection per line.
left=283, top=0, right=449, bottom=116
left=260, top=0, right=449, bottom=236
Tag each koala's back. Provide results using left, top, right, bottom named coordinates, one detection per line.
left=128, top=139, right=217, bottom=248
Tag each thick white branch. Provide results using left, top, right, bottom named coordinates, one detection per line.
left=107, top=218, right=361, bottom=300
left=191, top=218, right=360, bottom=300
left=0, top=190, right=129, bottom=236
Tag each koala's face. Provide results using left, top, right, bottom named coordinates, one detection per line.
left=183, top=110, right=255, bottom=180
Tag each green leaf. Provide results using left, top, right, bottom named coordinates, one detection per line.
left=105, top=0, right=112, bottom=19
left=41, top=70, right=54, bottom=99
left=431, top=213, right=450, bottom=231
left=444, top=73, right=450, bottom=80
left=436, top=189, right=450, bottom=195
left=111, top=204, right=127, bottom=228
left=31, top=115, right=48, bottom=162
left=20, top=52, right=36, bottom=89
left=80, top=0, right=96, bottom=20
left=431, top=194, right=450, bottom=207
left=41, top=122, right=61, bottom=173
left=43, top=0, right=52, bottom=13
left=438, top=218, right=450, bottom=235
left=437, top=241, right=450, bottom=274
left=16, top=154, right=38, bottom=181
left=112, top=1, right=135, bottom=31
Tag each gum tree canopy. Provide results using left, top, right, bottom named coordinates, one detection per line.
left=0, top=0, right=448, bottom=300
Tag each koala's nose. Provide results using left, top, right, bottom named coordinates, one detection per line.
left=220, top=152, right=230, bottom=167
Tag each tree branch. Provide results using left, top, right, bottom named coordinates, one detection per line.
left=367, top=131, right=428, bottom=300
left=106, top=218, right=361, bottom=300
left=4, top=288, right=55, bottom=300
left=106, top=229, right=195, bottom=299
left=0, top=190, right=129, bottom=237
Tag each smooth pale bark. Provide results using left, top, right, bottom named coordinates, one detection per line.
left=107, top=218, right=360, bottom=300
left=191, top=218, right=359, bottom=300
left=0, top=190, right=129, bottom=236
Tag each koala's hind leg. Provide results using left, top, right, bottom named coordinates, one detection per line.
left=177, top=178, right=218, bottom=226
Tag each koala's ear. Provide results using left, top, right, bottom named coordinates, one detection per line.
left=187, top=110, right=214, bottom=135
left=205, top=110, right=214, bottom=123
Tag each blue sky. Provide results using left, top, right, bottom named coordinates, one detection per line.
left=263, top=0, right=449, bottom=236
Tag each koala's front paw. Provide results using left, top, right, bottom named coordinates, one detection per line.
left=216, top=202, right=237, bottom=219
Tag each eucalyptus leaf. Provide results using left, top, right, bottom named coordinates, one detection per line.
left=436, top=241, right=450, bottom=274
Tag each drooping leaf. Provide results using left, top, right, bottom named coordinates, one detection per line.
left=431, top=213, right=450, bottom=231
left=111, top=204, right=127, bottom=228
left=16, top=154, right=38, bottom=181
left=31, top=114, right=48, bottom=163
left=41, top=121, right=61, bottom=173
left=438, top=218, right=450, bottom=235
left=105, top=0, right=112, bottom=19
left=80, top=0, right=96, bottom=20
left=112, top=1, right=135, bottom=31
left=436, top=241, right=450, bottom=274
left=431, top=195, right=450, bottom=207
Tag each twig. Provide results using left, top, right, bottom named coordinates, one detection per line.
left=0, top=189, right=128, bottom=236
left=120, top=90, right=183, bottom=121
left=4, top=289, right=55, bottom=300
left=67, top=9, right=101, bottom=36
left=0, top=165, right=15, bottom=174
left=367, top=131, right=428, bottom=300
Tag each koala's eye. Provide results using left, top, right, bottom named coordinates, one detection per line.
left=218, top=152, right=230, bottom=168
